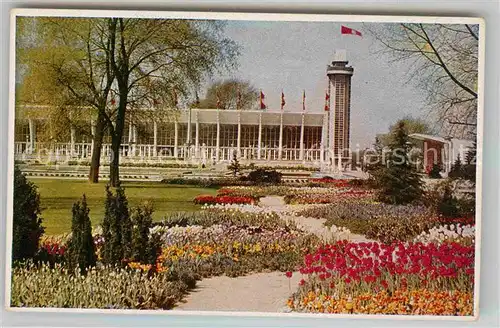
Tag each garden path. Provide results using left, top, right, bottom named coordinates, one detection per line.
left=260, top=196, right=375, bottom=242
left=175, top=195, right=373, bottom=312
left=175, top=271, right=300, bottom=312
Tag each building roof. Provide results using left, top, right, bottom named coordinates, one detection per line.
left=409, top=133, right=448, bottom=144
left=179, top=108, right=325, bottom=126
left=409, top=133, right=473, bottom=145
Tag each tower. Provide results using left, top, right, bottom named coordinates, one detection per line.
left=326, top=50, right=354, bottom=165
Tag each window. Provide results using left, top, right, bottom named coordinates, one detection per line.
left=198, top=123, right=217, bottom=147
left=304, top=126, right=322, bottom=149
left=15, top=120, right=30, bottom=142
left=240, top=125, right=259, bottom=147
left=261, top=125, right=280, bottom=148
left=283, top=125, right=300, bottom=149
left=157, top=123, right=175, bottom=146
left=220, top=124, right=238, bottom=147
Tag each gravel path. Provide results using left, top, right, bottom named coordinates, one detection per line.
left=175, top=271, right=300, bottom=312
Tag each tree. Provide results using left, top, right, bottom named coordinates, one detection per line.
left=370, top=121, right=424, bottom=204
left=101, top=184, right=132, bottom=265
left=227, top=152, right=241, bottom=176
left=131, top=202, right=156, bottom=265
left=106, top=18, right=239, bottom=186
left=12, top=166, right=44, bottom=262
left=428, top=164, right=442, bottom=179
left=197, top=79, right=259, bottom=109
left=17, top=17, right=239, bottom=187
left=368, top=23, right=479, bottom=138
left=17, top=17, right=116, bottom=183
left=377, top=116, right=432, bottom=147
left=448, top=154, right=463, bottom=179
left=67, top=194, right=97, bottom=272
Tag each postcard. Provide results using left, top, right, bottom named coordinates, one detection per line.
left=6, top=9, right=484, bottom=320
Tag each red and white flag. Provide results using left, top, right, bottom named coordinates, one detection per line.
left=341, top=25, right=362, bottom=37
left=324, top=90, right=330, bottom=111
left=260, top=90, right=266, bottom=110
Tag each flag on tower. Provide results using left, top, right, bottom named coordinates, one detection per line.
left=259, top=90, right=266, bottom=110
left=341, top=25, right=362, bottom=37
left=281, top=91, right=286, bottom=110
left=302, top=90, right=306, bottom=111
left=324, top=90, right=330, bottom=111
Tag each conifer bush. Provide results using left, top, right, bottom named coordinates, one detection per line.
left=131, top=202, right=158, bottom=265
left=369, top=122, right=423, bottom=204
left=101, top=184, right=132, bottom=266
left=66, top=194, right=97, bottom=272
left=12, top=166, right=44, bottom=262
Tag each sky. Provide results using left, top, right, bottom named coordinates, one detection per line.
left=205, top=20, right=429, bottom=149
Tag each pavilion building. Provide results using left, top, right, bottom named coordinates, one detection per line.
left=14, top=52, right=354, bottom=169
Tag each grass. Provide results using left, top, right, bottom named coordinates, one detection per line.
left=28, top=178, right=217, bottom=235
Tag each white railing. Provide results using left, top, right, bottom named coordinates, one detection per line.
left=14, top=141, right=323, bottom=163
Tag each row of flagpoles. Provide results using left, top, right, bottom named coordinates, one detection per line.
left=257, top=89, right=332, bottom=112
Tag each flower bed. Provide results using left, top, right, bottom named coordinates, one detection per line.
left=414, top=224, right=475, bottom=245
left=296, top=202, right=433, bottom=241
left=140, top=221, right=320, bottom=278
left=287, top=289, right=473, bottom=315
left=11, top=262, right=195, bottom=309
left=216, top=186, right=292, bottom=198
left=287, top=240, right=474, bottom=315
left=158, top=210, right=295, bottom=231
left=285, top=188, right=374, bottom=205
left=193, top=195, right=256, bottom=205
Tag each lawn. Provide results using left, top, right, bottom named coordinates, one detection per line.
left=29, top=178, right=217, bottom=235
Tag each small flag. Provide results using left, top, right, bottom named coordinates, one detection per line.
left=260, top=90, right=266, bottom=110
left=341, top=25, right=362, bottom=37
left=324, top=90, right=330, bottom=111
left=302, top=90, right=306, bottom=111
left=281, top=91, right=286, bottom=110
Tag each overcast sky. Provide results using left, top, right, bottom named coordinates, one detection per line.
left=206, top=20, right=429, bottom=148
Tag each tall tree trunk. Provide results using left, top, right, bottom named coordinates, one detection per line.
left=109, top=133, right=121, bottom=187
left=88, top=112, right=106, bottom=183
left=109, top=87, right=128, bottom=187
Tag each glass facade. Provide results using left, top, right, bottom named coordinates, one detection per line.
left=14, top=112, right=328, bottom=163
